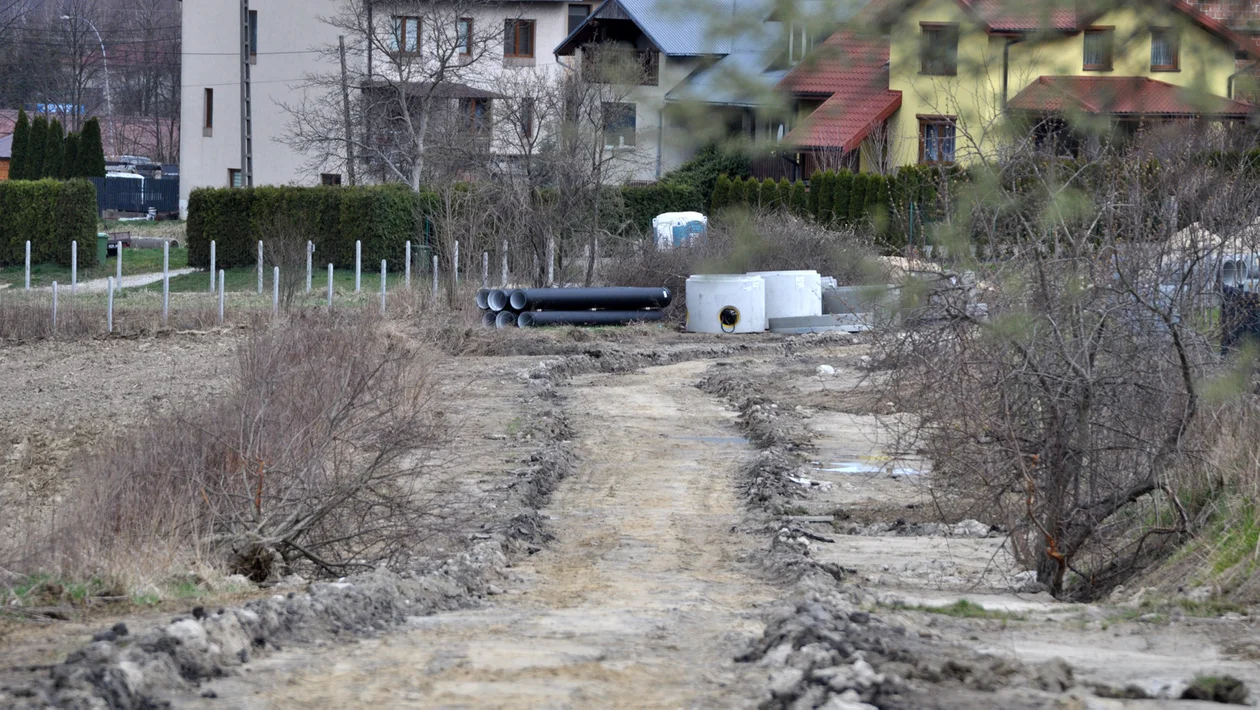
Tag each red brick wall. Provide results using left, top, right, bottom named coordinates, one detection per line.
left=1189, top=0, right=1260, bottom=30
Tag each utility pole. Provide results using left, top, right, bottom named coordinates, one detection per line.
left=240, top=0, right=254, bottom=186
left=339, top=35, right=356, bottom=186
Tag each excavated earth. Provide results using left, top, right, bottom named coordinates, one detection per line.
left=3, top=328, right=1259, bottom=708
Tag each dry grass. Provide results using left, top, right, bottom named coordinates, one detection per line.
left=1, top=314, right=458, bottom=596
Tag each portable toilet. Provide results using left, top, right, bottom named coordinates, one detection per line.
left=652, top=212, right=707, bottom=250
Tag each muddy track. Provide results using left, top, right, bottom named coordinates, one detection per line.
left=186, top=360, right=779, bottom=707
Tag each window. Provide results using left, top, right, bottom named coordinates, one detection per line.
left=391, top=16, right=420, bottom=54
left=504, top=19, right=535, bottom=58
left=788, top=23, right=810, bottom=64
left=321, top=173, right=343, bottom=186
left=920, top=23, right=958, bottom=75
left=229, top=168, right=242, bottom=188
left=248, top=10, right=258, bottom=58
left=1083, top=27, right=1113, bottom=70
left=568, top=4, right=590, bottom=35
left=457, top=17, right=473, bottom=56
left=462, top=98, right=491, bottom=134
left=1151, top=27, right=1178, bottom=71
left=203, top=88, right=213, bottom=135
left=602, top=102, right=636, bottom=148
left=520, top=98, right=535, bottom=139
left=919, top=117, right=956, bottom=164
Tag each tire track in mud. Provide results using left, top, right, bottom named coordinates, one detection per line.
left=190, top=359, right=780, bottom=708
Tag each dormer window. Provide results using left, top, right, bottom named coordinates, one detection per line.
left=788, top=23, right=810, bottom=64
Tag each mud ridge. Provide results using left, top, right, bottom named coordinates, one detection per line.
left=697, top=360, right=1081, bottom=710
left=0, top=365, right=578, bottom=709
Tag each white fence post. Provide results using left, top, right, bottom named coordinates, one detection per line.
left=162, top=241, right=170, bottom=327
left=546, top=238, right=555, bottom=286
left=71, top=241, right=77, bottom=293
left=327, top=263, right=334, bottom=313
left=432, top=255, right=439, bottom=298
left=106, top=277, right=114, bottom=333
left=24, top=241, right=31, bottom=290
left=380, top=260, right=387, bottom=315
left=218, top=270, right=225, bottom=324
left=257, top=240, right=264, bottom=294
left=481, top=252, right=488, bottom=288
left=272, top=266, right=280, bottom=317
left=209, top=240, right=216, bottom=293
left=501, top=240, right=508, bottom=287
left=51, top=281, right=57, bottom=332
left=306, top=241, right=313, bottom=293
left=405, top=241, right=411, bottom=290
left=453, top=240, right=460, bottom=287
left=354, top=240, right=362, bottom=293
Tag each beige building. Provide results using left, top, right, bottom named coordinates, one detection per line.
left=179, top=0, right=587, bottom=214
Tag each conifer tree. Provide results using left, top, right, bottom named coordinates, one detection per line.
left=27, top=116, right=48, bottom=178
left=76, top=118, right=107, bottom=178
left=9, top=109, right=29, bottom=179
left=43, top=119, right=64, bottom=179
left=62, top=132, right=80, bottom=178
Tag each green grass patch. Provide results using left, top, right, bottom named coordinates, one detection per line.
left=150, top=265, right=395, bottom=294
left=1210, top=503, right=1260, bottom=577
left=0, top=247, right=189, bottom=288
left=887, top=598, right=1025, bottom=620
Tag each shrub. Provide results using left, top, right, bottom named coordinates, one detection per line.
left=743, top=176, right=760, bottom=208
left=808, top=170, right=824, bottom=218
left=833, top=171, right=853, bottom=225
left=761, top=178, right=779, bottom=209
left=815, top=171, right=836, bottom=224
left=790, top=180, right=809, bottom=216
left=9, top=109, right=28, bottom=180
left=75, top=118, right=107, bottom=179
left=661, top=144, right=751, bottom=211
left=187, top=184, right=427, bottom=269
left=711, top=174, right=733, bottom=212
left=777, top=177, right=791, bottom=210
left=618, top=182, right=702, bottom=232
left=0, top=179, right=98, bottom=268
left=847, top=172, right=868, bottom=224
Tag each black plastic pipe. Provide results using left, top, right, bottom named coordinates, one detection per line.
left=508, top=287, right=672, bottom=312
left=481, top=311, right=496, bottom=328
left=487, top=289, right=512, bottom=312
left=475, top=288, right=491, bottom=310
left=517, top=310, right=665, bottom=328
left=495, top=310, right=518, bottom=329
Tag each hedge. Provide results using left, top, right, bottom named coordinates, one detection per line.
left=0, top=179, right=98, bottom=268
left=615, top=182, right=703, bottom=233
left=187, top=184, right=431, bottom=269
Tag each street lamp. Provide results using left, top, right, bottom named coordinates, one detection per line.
left=60, top=14, right=114, bottom=158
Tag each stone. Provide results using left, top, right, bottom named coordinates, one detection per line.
left=769, top=668, right=806, bottom=698
left=848, top=611, right=871, bottom=625
left=816, top=365, right=836, bottom=376
left=165, top=619, right=209, bottom=652
left=950, top=519, right=990, bottom=537
left=1032, top=658, right=1073, bottom=692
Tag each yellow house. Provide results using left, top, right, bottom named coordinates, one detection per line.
left=782, top=0, right=1254, bottom=170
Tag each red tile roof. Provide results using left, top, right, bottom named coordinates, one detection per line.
left=783, top=86, right=903, bottom=150
left=1008, top=75, right=1252, bottom=115
left=968, top=0, right=1080, bottom=31
left=780, top=31, right=889, bottom=95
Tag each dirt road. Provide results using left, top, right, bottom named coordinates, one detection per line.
left=191, top=360, right=779, bottom=708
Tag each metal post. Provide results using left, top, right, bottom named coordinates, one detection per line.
left=432, top=255, right=438, bottom=298
left=240, top=0, right=253, bottom=187
left=24, top=241, right=30, bottom=290
left=106, top=277, right=114, bottom=333
left=501, top=240, right=508, bottom=287
left=354, top=240, right=361, bottom=293
left=380, top=259, right=387, bottom=315
left=453, top=240, right=459, bottom=287
left=218, top=270, right=226, bottom=324
left=339, top=35, right=356, bottom=186
left=71, top=241, right=77, bottom=293
left=162, top=241, right=169, bottom=327
left=481, top=252, right=488, bottom=288
left=272, top=266, right=279, bottom=317
left=210, top=240, right=217, bottom=293
left=51, top=281, right=57, bottom=332
left=306, top=241, right=313, bottom=293
left=327, top=263, right=334, bottom=313
left=405, top=241, right=411, bottom=289
left=546, top=238, right=555, bottom=286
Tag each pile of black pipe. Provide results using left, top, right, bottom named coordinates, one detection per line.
left=475, top=287, right=671, bottom=328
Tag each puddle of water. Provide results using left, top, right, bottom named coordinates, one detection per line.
left=669, top=435, right=749, bottom=445
left=811, top=455, right=927, bottom=477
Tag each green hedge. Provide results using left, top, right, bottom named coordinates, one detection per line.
left=0, top=179, right=98, bottom=268
left=616, top=183, right=703, bottom=233
left=187, top=184, right=431, bottom=269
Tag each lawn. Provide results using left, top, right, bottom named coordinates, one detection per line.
left=0, top=247, right=189, bottom=288
left=148, top=265, right=428, bottom=295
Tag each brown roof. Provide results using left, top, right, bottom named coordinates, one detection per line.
left=783, top=87, right=902, bottom=150
left=1008, top=75, right=1252, bottom=116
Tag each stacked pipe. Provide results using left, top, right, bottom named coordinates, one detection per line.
left=475, top=287, right=671, bottom=328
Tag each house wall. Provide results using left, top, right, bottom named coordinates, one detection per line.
left=628, top=55, right=704, bottom=181
left=180, top=0, right=575, bottom=216
left=884, top=0, right=1240, bottom=168
left=0, top=158, right=9, bottom=181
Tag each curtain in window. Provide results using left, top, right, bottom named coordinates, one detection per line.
left=923, top=123, right=955, bottom=162
left=1084, top=31, right=1109, bottom=67
left=1152, top=31, right=1174, bottom=67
